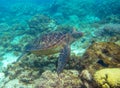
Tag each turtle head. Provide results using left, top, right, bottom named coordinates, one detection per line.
left=71, top=31, right=83, bottom=39
left=70, top=27, right=83, bottom=39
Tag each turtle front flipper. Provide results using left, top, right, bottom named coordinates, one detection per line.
left=57, top=45, right=70, bottom=75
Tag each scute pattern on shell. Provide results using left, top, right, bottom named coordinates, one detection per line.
left=26, top=32, right=66, bottom=51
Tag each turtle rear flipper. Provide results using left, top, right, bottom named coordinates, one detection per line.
left=57, top=45, right=70, bottom=75
left=16, top=51, right=30, bottom=62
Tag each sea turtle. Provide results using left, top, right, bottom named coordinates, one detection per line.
left=17, top=28, right=83, bottom=74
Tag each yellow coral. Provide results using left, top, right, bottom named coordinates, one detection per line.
left=93, top=68, right=120, bottom=88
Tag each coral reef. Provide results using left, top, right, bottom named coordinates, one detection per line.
left=81, top=42, right=120, bottom=74
left=79, top=42, right=120, bottom=88
left=93, top=68, right=120, bottom=88
left=79, top=69, right=98, bottom=88
left=1, top=0, right=120, bottom=88
left=3, top=54, right=57, bottom=78
left=2, top=70, right=86, bottom=88
left=28, top=14, right=57, bottom=34
left=35, top=70, right=82, bottom=88
left=1, top=41, right=120, bottom=88
left=0, top=47, right=88, bottom=88
left=104, top=15, right=120, bottom=24
left=1, top=54, right=57, bottom=88
left=96, top=23, right=120, bottom=36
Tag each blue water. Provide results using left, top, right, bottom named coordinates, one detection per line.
left=0, top=0, right=120, bottom=87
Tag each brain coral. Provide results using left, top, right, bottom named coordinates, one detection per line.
left=93, top=68, right=120, bottom=88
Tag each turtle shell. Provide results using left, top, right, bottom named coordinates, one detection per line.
left=25, top=32, right=68, bottom=55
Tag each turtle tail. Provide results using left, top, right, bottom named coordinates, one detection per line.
left=16, top=51, right=30, bottom=62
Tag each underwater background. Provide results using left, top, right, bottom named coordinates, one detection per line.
left=0, top=0, right=120, bottom=88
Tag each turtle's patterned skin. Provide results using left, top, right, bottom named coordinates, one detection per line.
left=26, top=32, right=69, bottom=55
left=17, top=30, right=83, bottom=74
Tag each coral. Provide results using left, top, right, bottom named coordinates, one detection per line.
left=28, top=14, right=57, bottom=34
left=1, top=53, right=84, bottom=88
left=105, top=15, right=120, bottom=23
left=2, top=50, right=83, bottom=84
left=2, top=70, right=83, bottom=88
left=80, top=69, right=98, bottom=88
left=35, top=70, right=82, bottom=88
left=93, top=68, right=120, bottom=88
left=96, top=23, right=120, bottom=36
left=80, top=70, right=92, bottom=81
left=0, top=51, right=81, bottom=88
left=81, top=42, right=120, bottom=74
